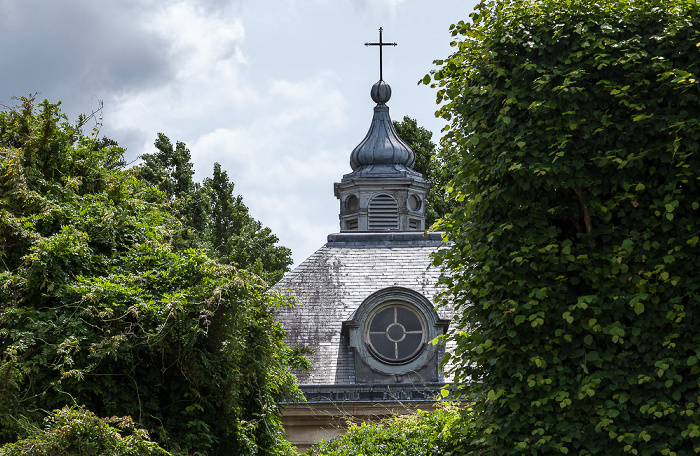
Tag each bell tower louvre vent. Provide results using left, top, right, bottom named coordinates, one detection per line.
left=368, top=194, right=399, bottom=230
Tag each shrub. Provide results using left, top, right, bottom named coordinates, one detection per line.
left=426, top=0, right=700, bottom=453
left=0, top=407, right=167, bottom=456
left=304, top=404, right=469, bottom=456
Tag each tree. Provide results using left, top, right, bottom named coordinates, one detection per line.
left=0, top=96, right=303, bottom=455
left=139, top=134, right=208, bottom=248
left=139, top=138, right=292, bottom=283
left=140, top=133, right=195, bottom=200
left=425, top=1, right=700, bottom=454
left=393, top=116, right=456, bottom=227
left=203, top=163, right=292, bottom=283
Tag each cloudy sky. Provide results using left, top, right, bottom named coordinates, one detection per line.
left=1, top=0, right=477, bottom=266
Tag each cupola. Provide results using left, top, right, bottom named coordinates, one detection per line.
left=334, top=32, right=429, bottom=232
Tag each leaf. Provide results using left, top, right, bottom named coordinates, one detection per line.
left=621, top=239, right=633, bottom=251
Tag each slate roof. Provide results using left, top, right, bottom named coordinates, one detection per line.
left=272, top=232, right=455, bottom=386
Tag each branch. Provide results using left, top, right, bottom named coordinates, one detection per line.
left=574, top=187, right=596, bottom=249
left=77, top=99, right=104, bottom=131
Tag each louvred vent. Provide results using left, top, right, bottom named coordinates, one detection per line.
left=368, top=194, right=399, bottom=230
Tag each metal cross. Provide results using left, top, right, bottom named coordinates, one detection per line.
left=365, top=27, right=397, bottom=81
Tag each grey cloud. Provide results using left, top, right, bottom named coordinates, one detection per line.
left=0, top=0, right=171, bottom=118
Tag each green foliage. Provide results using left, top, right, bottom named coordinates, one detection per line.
left=393, top=116, right=456, bottom=227
left=0, top=407, right=167, bottom=456
left=203, top=163, right=292, bottom=283
left=141, top=133, right=196, bottom=201
left=139, top=133, right=207, bottom=246
left=425, top=1, right=700, bottom=454
left=139, top=137, right=292, bottom=283
left=304, top=405, right=466, bottom=456
left=0, top=96, right=303, bottom=455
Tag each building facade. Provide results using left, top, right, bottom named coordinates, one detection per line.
left=272, top=76, right=454, bottom=451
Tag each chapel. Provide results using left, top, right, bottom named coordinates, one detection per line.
left=273, top=32, right=454, bottom=450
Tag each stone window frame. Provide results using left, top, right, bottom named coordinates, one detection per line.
left=344, top=287, right=449, bottom=376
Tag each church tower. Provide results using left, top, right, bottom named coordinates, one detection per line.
left=273, top=29, right=454, bottom=451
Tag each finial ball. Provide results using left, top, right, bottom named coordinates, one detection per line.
left=371, top=80, right=392, bottom=104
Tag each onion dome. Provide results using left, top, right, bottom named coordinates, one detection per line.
left=349, top=80, right=415, bottom=171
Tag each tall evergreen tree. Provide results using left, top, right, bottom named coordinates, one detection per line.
left=206, top=162, right=247, bottom=255
left=203, top=163, right=292, bottom=283
left=140, top=134, right=206, bottom=240
left=140, top=135, right=292, bottom=284
left=140, top=133, right=195, bottom=200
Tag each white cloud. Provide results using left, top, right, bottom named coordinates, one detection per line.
left=186, top=70, right=351, bottom=264
left=106, top=1, right=255, bottom=154
left=349, top=0, right=407, bottom=18
left=146, top=1, right=248, bottom=72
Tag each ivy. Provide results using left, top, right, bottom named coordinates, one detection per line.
left=425, top=1, right=700, bottom=454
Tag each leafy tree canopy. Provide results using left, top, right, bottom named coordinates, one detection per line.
left=0, top=96, right=302, bottom=455
left=393, top=116, right=456, bottom=227
left=425, top=0, right=700, bottom=454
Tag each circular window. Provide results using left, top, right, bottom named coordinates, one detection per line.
left=366, top=304, right=426, bottom=363
left=346, top=195, right=359, bottom=212
left=408, top=194, right=422, bottom=211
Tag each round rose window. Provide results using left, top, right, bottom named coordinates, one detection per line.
left=367, top=304, right=426, bottom=363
